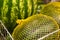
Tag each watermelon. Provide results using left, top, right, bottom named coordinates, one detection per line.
left=0, top=0, right=44, bottom=33
left=12, top=14, right=59, bottom=40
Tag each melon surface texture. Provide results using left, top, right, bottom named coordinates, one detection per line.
left=41, top=2, right=60, bottom=27
left=0, top=0, right=43, bottom=33
left=12, top=14, right=59, bottom=40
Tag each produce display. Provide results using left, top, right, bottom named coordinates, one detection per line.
left=41, top=2, right=60, bottom=27
left=41, top=2, right=60, bottom=40
left=12, top=14, right=59, bottom=40
left=0, top=0, right=60, bottom=40
left=0, top=0, right=44, bottom=33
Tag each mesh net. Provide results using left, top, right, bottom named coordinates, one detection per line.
left=12, top=14, right=60, bottom=40
left=0, top=20, right=14, bottom=40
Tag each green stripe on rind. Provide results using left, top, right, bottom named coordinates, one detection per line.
left=1, top=0, right=8, bottom=20
left=30, top=0, right=34, bottom=16
left=33, top=0, right=38, bottom=15
left=10, top=0, right=19, bottom=33
left=11, top=0, right=18, bottom=20
left=34, top=0, right=39, bottom=14
left=6, top=0, right=12, bottom=20
left=16, top=0, right=21, bottom=19
left=6, top=0, right=12, bottom=33
left=0, top=0, right=4, bottom=19
left=20, top=0, right=24, bottom=19
left=27, top=0, right=32, bottom=17
left=1, top=0, right=8, bottom=23
left=24, top=0, right=28, bottom=19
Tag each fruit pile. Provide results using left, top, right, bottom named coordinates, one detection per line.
left=0, top=0, right=60, bottom=40
left=0, top=0, right=44, bottom=33
left=12, top=14, right=59, bottom=40
left=12, top=2, right=60, bottom=40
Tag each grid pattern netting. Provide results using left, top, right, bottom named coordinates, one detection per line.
left=13, top=15, right=59, bottom=40
left=0, top=21, right=13, bottom=40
